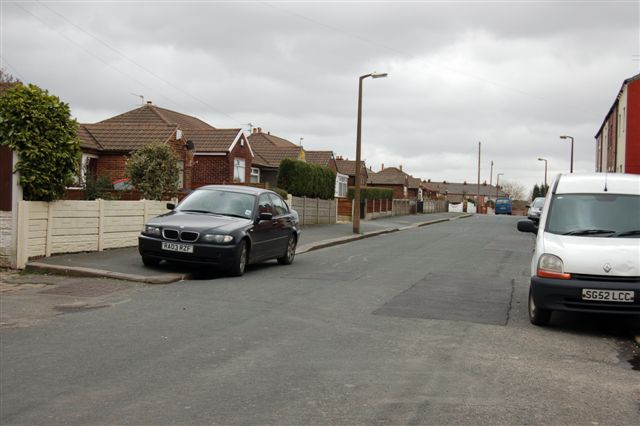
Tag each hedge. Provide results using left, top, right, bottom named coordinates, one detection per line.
left=347, top=187, right=394, bottom=200
left=277, top=158, right=336, bottom=200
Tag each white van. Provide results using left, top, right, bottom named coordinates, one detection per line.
left=517, top=173, right=640, bottom=325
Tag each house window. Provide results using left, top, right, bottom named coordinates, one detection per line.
left=177, top=160, right=184, bottom=189
left=234, top=158, right=246, bottom=183
left=335, top=174, right=348, bottom=198
left=250, top=167, right=260, bottom=183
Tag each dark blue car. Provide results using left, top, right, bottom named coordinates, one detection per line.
left=495, top=197, right=513, bottom=215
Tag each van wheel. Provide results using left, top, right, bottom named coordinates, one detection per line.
left=277, top=234, right=296, bottom=265
left=142, top=255, right=160, bottom=267
left=229, top=240, right=247, bottom=276
left=528, top=289, right=551, bottom=326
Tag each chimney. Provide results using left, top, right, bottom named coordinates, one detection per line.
left=399, top=165, right=403, bottom=171
left=257, top=127, right=262, bottom=133
left=464, top=181, right=467, bottom=185
left=146, top=101, right=152, bottom=105
left=252, top=128, right=258, bottom=134
left=381, top=163, right=384, bottom=170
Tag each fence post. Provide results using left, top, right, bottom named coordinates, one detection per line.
left=98, top=199, right=105, bottom=251
left=16, top=201, right=29, bottom=269
left=302, top=197, right=306, bottom=225
left=317, top=198, right=320, bottom=224
left=45, top=201, right=54, bottom=257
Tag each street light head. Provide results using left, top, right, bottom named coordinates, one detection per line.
left=371, top=72, right=388, bottom=79
left=538, top=157, right=546, bottom=161
left=560, top=135, right=569, bottom=140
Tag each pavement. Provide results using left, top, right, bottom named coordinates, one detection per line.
left=20, top=212, right=470, bottom=284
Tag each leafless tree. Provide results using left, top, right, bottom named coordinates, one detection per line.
left=499, top=180, right=527, bottom=200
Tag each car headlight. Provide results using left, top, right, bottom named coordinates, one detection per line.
left=202, top=234, right=234, bottom=244
left=537, top=254, right=571, bottom=280
left=144, top=225, right=161, bottom=237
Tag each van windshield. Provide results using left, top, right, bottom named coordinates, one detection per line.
left=546, top=194, right=640, bottom=237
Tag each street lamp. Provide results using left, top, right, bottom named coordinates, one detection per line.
left=496, top=173, right=504, bottom=199
left=353, top=72, right=388, bottom=234
left=560, top=135, right=574, bottom=173
left=537, top=157, right=548, bottom=188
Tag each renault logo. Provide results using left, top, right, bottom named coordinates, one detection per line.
left=603, top=263, right=612, bottom=273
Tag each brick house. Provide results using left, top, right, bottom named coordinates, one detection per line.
left=595, top=73, right=640, bottom=174
left=367, top=166, right=414, bottom=199
left=335, top=157, right=369, bottom=187
left=247, top=128, right=345, bottom=195
left=78, top=102, right=253, bottom=189
left=427, top=180, right=506, bottom=204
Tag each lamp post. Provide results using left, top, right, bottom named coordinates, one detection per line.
left=489, top=160, right=494, bottom=186
left=560, top=135, right=574, bottom=173
left=537, top=157, right=548, bottom=188
left=353, top=72, right=387, bottom=234
left=496, top=173, right=504, bottom=199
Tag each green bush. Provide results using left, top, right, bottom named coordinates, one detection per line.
left=0, top=84, right=81, bottom=201
left=272, top=187, right=288, bottom=199
left=83, top=174, right=113, bottom=200
left=125, top=142, right=180, bottom=200
left=347, top=186, right=393, bottom=200
left=276, top=159, right=335, bottom=199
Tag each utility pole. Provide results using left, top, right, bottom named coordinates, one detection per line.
left=490, top=160, right=494, bottom=186
left=477, top=142, right=481, bottom=210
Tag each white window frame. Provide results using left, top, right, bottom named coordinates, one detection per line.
left=335, top=173, right=348, bottom=198
left=234, top=158, right=246, bottom=183
left=250, top=167, right=260, bottom=183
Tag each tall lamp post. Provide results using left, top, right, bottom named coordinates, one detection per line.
left=496, top=172, right=504, bottom=199
left=537, top=157, right=548, bottom=188
left=353, top=72, right=387, bottom=234
left=560, top=135, right=574, bottom=173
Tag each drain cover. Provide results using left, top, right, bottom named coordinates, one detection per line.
left=39, top=281, right=127, bottom=297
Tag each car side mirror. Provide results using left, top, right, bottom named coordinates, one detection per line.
left=258, top=212, right=273, bottom=222
left=166, top=203, right=175, bottom=210
left=526, top=204, right=531, bottom=208
left=517, top=219, right=538, bottom=235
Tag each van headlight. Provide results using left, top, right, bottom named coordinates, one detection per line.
left=202, top=234, right=234, bottom=244
left=537, top=254, right=571, bottom=280
left=144, top=225, right=161, bottom=237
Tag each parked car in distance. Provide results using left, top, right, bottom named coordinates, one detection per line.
left=112, top=178, right=133, bottom=190
left=495, top=197, right=512, bottom=215
left=527, top=197, right=545, bottom=222
left=138, top=185, right=300, bottom=276
left=517, top=173, right=640, bottom=326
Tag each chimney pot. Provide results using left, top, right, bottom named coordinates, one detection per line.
left=146, top=101, right=152, bottom=104
left=381, top=163, right=384, bottom=170
left=399, top=165, right=403, bottom=171
left=258, top=127, right=262, bottom=133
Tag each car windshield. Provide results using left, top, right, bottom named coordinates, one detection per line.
left=546, top=193, right=640, bottom=237
left=532, top=198, right=545, bottom=208
left=177, top=189, right=255, bottom=219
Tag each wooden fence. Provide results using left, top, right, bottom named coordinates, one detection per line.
left=15, top=200, right=171, bottom=268
left=288, top=196, right=337, bottom=225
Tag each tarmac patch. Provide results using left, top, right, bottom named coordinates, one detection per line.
left=373, top=272, right=512, bottom=325
left=54, top=303, right=111, bottom=313
left=39, top=281, right=129, bottom=297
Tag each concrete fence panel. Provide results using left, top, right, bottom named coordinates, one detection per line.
left=15, top=199, right=171, bottom=268
left=289, top=196, right=336, bottom=225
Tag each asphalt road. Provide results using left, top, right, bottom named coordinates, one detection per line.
left=1, top=215, right=638, bottom=425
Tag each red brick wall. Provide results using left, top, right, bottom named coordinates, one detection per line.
left=626, top=79, right=640, bottom=174
left=192, top=155, right=229, bottom=187
left=96, top=154, right=128, bottom=182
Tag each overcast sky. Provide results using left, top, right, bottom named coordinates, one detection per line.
left=2, top=0, right=639, bottom=195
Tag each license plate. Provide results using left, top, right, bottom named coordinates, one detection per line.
left=581, top=289, right=634, bottom=303
left=161, top=242, right=194, bottom=253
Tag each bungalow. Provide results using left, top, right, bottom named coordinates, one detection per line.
left=247, top=128, right=348, bottom=197
left=426, top=180, right=507, bottom=204
left=77, top=102, right=253, bottom=190
left=367, top=165, right=418, bottom=200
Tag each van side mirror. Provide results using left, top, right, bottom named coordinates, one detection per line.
left=517, top=220, right=538, bottom=234
left=166, top=203, right=175, bottom=210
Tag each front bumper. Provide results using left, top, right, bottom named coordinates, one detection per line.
left=138, top=235, right=238, bottom=266
left=530, top=275, right=640, bottom=315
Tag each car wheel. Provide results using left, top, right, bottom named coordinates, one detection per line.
left=229, top=240, right=247, bottom=276
left=528, top=289, right=551, bottom=326
left=142, top=255, right=161, bottom=267
left=277, top=234, right=297, bottom=265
